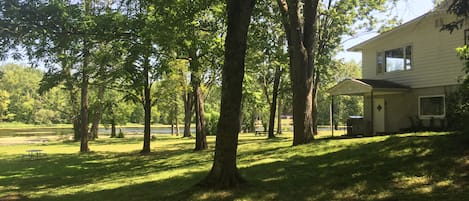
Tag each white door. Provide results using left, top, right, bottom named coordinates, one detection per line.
left=373, top=98, right=385, bottom=133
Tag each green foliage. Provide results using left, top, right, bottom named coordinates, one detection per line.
left=318, top=60, right=363, bottom=125
left=0, top=89, right=10, bottom=121
left=205, top=111, right=219, bottom=136
left=445, top=46, right=469, bottom=131
left=447, top=86, right=469, bottom=131
left=117, top=129, right=125, bottom=138
left=440, top=0, right=469, bottom=33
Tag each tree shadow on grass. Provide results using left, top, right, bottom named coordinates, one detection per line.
left=0, top=147, right=212, bottom=199
left=1, top=132, right=467, bottom=201
left=166, top=132, right=469, bottom=201
left=234, top=132, right=469, bottom=201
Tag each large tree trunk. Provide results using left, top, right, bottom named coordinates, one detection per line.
left=200, top=0, right=255, bottom=189
left=277, top=0, right=319, bottom=145
left=141, top=56, right=152, bottom=154
left=183, top=91, right=193, bottom=138
left=90, top=85, right=105, bottom=140
left=268, top=64, right=282, bottom=138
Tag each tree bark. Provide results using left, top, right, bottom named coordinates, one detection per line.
left=277, top=96, right=282, bottom=134
left=194, top=84, right=208, bottom=150
left=312, top=69, right=320, bottom=135
left=80, top=59, right=90, bottom=152
left=200, top=0, right=255, bottom=189
left=111, top=117, right=116, bottom=138
left=277, top=0, right=319, bottom=145
left=268, top=64, right=282, bottom=138
left=80, top=4, right=91, bottom=152
left=190, top=53, right=208, bottom=151
left=183, top=90, right=193, bottom=138
left=90, top=85, right=105, bottom=140
left=141, top=55, right=152, bottom=154
left=175, top=102, right=180, bottom=136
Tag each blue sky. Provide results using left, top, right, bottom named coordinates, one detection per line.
left=337, top=0, right=436, bottom=62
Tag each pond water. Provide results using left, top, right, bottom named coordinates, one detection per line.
left=0, top=127, right=194, bottom=138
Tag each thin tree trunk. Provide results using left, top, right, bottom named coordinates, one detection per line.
left=171, top=120, right=175, bottom=135
left=312, top=69, right=320, bottom=135
left=200, top=0, right=255, bottom=189
left=141, top=55, right=152, bottom=154
left=73, top=118, right=80, bottom=141
left=175, top=103, right=180, bottom=136
left=80, top=5, right=91, bottom=152
left=90, top=85, right=105, bottom=140
left=183, top=91, right=193, bottom=138
left=277, top=97, right=282, bottom=134
left=268, top=64, right=281, bottom=138
left=111, top=117, right=116, bottom=138
left=80, top=63, right=90, bottom=152
left=194, top=83, right=208, bottom=150
left=250, top=111, right=256, bottom=132
left=190, top=53, right=208, bottom=151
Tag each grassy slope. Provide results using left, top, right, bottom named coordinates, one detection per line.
left=0, top=132, right=467, bottom=201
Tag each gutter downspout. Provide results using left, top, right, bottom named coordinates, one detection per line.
left=370, top=90, right=374, bottom=135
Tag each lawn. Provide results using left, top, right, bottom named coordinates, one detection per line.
left=0, top=132, right=468, bottom=201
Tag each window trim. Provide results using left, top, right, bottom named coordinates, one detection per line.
left=418, top=95, right=446, bottom=119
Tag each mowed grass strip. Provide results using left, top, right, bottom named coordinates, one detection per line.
left=0, top=132, right=468, bottom=201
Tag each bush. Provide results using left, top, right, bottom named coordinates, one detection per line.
left=117, top=128, right=125, bottom=138
left=447, top=86, right=469, bottom=131
left=205, top=112, right=219, bottom=136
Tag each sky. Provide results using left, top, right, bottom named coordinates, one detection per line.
left=0, top=0, right=437, bottom=67
left=336, top=0, right=436, bottom=62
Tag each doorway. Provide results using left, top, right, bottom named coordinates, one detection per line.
left=373, top=98, right=385, bottom=133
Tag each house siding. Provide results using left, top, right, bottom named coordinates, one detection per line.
left=363, top=85, right=458, bottom=133
left=361, top=13, right=466, bottom=88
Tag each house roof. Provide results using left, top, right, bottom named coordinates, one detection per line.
left=347, top=2, right=450, bottom=52
left=327, top=78, right=409, bottom=96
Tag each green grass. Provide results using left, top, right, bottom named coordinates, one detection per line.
left=0, top=132, right=468, bottom=201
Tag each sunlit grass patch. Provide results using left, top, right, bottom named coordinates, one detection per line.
left=0, top=131, right=467, bottom=201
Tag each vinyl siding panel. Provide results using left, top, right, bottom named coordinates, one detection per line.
left=360, top=13, right=466, bottom=88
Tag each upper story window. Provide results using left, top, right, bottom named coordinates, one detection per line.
left=376, top=45, right=412, bottom=73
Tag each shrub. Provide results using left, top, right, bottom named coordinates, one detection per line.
left=447, top=86, right=469, bottom=131
left=117, top=128, right=125, bottom=138
left=205, top=112, right=219, bottom=136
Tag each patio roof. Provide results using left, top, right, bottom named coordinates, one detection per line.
left=327, top=78, right=409, bottom=96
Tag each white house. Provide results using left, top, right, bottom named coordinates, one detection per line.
left=328, top=3, right=468, bottom=135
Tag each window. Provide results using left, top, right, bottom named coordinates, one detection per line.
left=376, top=45, right=412, bottom=73
left=419, top=95, right=445, bottom=118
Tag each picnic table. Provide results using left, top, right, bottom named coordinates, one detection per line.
left=25, top=149, right=44, bottom=159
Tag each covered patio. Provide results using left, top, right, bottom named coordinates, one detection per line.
left=327, top=78, right=409, bottom=136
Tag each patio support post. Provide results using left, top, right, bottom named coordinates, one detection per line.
left=370, top=90, right=374, bottom=135
left=330, top=95, right=334, bottom=137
